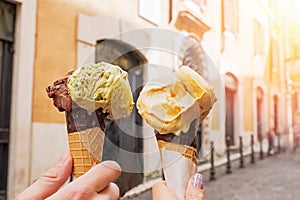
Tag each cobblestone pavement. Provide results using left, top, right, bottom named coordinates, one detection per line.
left=204, top=151, right=300, bottom=200
left=123, top=150, right=300, bottom=200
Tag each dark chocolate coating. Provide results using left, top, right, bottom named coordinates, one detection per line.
left=65, top=107, right=107, bottom=133
left=155, top=119, right=198, bottom=148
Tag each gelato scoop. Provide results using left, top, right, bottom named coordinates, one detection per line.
left=137, top=65, right=216, bottom=135
left=46, top=70, right=74, bottom=112
left=46, top=62, right=133, bottom=178
left=177, top=66, right=216, bottom=121
left=67, top=62, right=133, bottom=119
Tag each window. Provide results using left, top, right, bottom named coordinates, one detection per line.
left=288, top=20, right=300, bottom=60
left=191, top=0, right=207, bottom=12
left=181, top=0, right=207, bottom=15
left=222, top=0, right=239, bottom=35
left=268, top=37, right=280, bottom=82
left=254, top=19, right=265, bottom=55
left=291, top=42, right=300, bottom=59
left=138, top=0, right=161, bottom=25
left=0, top=1, right=15, bottom=41
left=270, top=38, right=279, bottom=72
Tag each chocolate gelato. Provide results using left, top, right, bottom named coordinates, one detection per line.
left=46, top=70, right=74, bottom=112
left=46, top=70, right=107, bottom=133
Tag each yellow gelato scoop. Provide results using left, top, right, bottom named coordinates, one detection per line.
left=137, top=65, right=216, bottom=135
left=67, top=62, right=133, bottom=119
left=177, top=66, right=216, bottom=122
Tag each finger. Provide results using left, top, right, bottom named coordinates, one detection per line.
left=185, top=173, right=205, bottom=200
left=47, top=161, right=121, bottom=200
left=93, top=183, right=119, bottom=200
left=74, top=161, right=121, bottom=192
left=152, top=181, right=178, bottom=200
left=17, top=152, right=72, bottom=200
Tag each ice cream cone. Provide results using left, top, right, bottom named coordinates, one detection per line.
left=155, top=121, right=199, bottom=200
left=157, top=140, right=197, bottom=163
left=47, top=62, right=133, bottom=178
left=65, top=106, right=106, bottom=178
left=68, top=127, right=104, bottom=178
left=136, top=65, right=215, bottom=200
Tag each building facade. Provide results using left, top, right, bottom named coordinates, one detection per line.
left=285, top=0, right=300, bottom=147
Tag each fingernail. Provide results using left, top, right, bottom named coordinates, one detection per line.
left=191, top=173, right=204, bottom=189
left=58, top=152, right=70, bottom=165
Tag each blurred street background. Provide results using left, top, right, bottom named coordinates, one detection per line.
left=1, top=0, right=300, bottom=199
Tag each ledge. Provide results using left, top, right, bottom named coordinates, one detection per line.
left=174, top=10, right=210, bottom=39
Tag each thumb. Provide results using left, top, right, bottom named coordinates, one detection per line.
left=17, top=152, right=72, bottom=200
left=185, top=173, right=205, bottom=200
left=152, top=181, right=178, bottom=200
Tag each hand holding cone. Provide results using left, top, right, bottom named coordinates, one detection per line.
left=137, top=65, right=216, bottom=199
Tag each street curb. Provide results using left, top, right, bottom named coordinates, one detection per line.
left=122, top=148, right=252, bottom=199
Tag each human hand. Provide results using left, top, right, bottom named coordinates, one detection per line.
left=152, top=173, right=205, bottom=200
left=17, top=152, right=121, bottom=200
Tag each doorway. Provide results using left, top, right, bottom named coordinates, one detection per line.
left=257, top=87, right=264, bottom=142
left=273, top=95, right=278, bottom=133
left=0, top=1, right=16, bottom=199
left=225, top=73, right=238, bottom=146
left=95, top=39, right=147, bottom=196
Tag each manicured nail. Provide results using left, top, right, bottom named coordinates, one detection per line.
left=191, top=173, right=204, bottom=189
left=58, top=152, right=70, bottom=165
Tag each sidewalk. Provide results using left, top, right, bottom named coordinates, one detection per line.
left=204, top=151, right=300, bottom=200
left=122, top=150, right=300, bottom=199
left=122, top=148, right=252, bottom=199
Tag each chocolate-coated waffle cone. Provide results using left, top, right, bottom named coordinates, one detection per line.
left=68, top=127, right=104, bottom=178
left=157, top=140, right=197, bottom=164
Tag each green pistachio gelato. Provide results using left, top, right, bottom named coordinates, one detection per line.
left=67, top=62, right=133, bottom=119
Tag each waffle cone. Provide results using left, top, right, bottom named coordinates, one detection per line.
left=157, top=140, right=197, bottom=163
left=68, top=127, right=104, bottom=178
